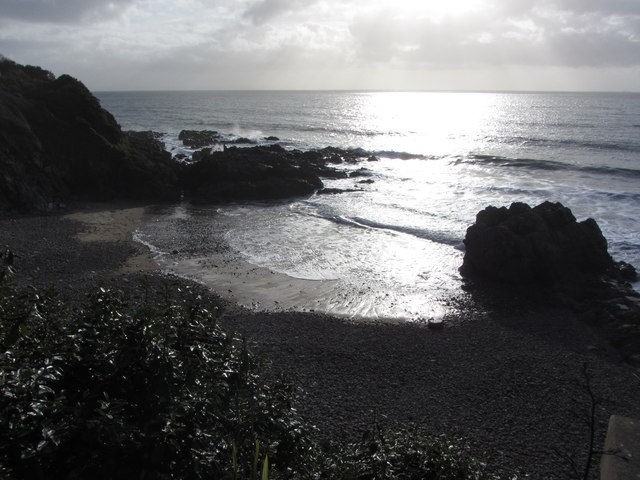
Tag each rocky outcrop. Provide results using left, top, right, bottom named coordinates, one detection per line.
left=123, top=131, right=181, bottom=200
left=0, top=58, right=180, bottom=211
left=461, top=201, right=640, bottom=366
left=460, top=201, right=618, bottom=284
left=181, top=144, right=344, bottom=202
left=179, top=130, right=221, bottom=149
left=229, top=137, right=255, bottom=145
left=178, top=130, right=257, bottom=149
left=317, top=187, right=363, bottom=195
left=179, top=141, right=383, bottom=202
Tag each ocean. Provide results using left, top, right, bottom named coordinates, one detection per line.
left=96, top=90, right=640, bottom=320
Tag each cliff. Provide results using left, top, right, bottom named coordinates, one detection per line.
left=0, top=58, right=180, bottom=211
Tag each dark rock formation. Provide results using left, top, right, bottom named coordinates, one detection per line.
left=180, top=129, right=265, bottom=149
left=461, top=201, right=640, bottom=366
left=124, top=131, right=181, bottom=200
left=191, top=148, right=213, bottom=163
left=0, top=58, right=180, bottom=210
left=180, top=144, right=371, bottom=202
left=317, top=146, right=365, bottom=165
left=182, top=144, right=330, bottom=202
left=0, top=60, right=376, bottom=211
left=460, top=201, right=617, bottom=284
left=178, top=130, right=256, bottom=148
left=225, top=137, right=255, bottom=145
left=317, top=187, right=363, bottom=195
left=178, top=130, right=220, bottom=149
left=349, top=168, right=372, bottom=178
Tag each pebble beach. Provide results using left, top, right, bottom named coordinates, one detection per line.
left=2, top=203, right=640, bottom=479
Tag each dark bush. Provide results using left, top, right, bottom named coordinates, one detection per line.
left=319, top=425, right=492, bottom=480
left=0, top=278, right=309, bottom=479
left=0, top=267, right=494, bottom=479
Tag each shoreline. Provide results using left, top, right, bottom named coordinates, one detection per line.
left=153, top=250, right=444, bottom=323
left=135, top=202, right=464, bottom=322
left=2, top=202, right=640, bottom=479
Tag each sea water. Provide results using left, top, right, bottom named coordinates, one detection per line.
left=97, top=90, right=640, bottom=319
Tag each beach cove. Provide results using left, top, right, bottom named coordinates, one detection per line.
left=2, top=58, right=640, bottom=479
left=3, top=202, right=640, bottom=479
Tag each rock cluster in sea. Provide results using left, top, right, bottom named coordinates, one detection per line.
left=178, top=130, right=257, bottom=149
left=460, top=200, right=640, bottom=365
left=182, top=145, right=372, bottom=203
left=0, top=58, right=374, bottom=211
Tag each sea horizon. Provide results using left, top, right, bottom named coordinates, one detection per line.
left=94, top=88, right=640, bottom=94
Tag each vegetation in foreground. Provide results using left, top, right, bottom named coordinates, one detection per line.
left=0, top=250, right=493, bottom=479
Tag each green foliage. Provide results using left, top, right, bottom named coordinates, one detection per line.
left=0, top=281, right=309, bottom=479
left=0, top=272, right=496, bottom=480
left=319, top=424, right=493, bottom=480
left=0, top=57, right=56, bottom=92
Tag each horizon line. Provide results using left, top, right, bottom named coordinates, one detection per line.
left=92, top=88, right=640, bottom=95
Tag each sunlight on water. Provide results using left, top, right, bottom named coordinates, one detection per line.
left=226, top=201, right=461, bottom=286
left=341, top=92, right=504, bottom=155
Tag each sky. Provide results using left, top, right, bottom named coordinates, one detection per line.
left=1, top=0, right=639, bottom=91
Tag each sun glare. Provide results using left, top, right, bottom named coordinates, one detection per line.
left=352, top=92, right=502, bottom=156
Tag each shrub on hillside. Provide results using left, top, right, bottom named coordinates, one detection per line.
left=0, top=258, right=495, bottom=479
left=0, top=276, right=309, bottom=479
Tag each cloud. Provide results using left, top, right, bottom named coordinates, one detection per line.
left=244, top=0, right=319, bottom=25
left=346, top=1, right=640, bottom=70
left=0, top=0, right=639, bottom=90
left=548, top=0, right=640, bottom=16
left=488, top=0, right=640, bottom=18
left=0, top=0, right=137, bottom=24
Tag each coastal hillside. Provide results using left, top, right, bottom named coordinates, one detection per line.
left=0, top=58, right=364, bottom=211
left=0, top=57, right=180, bottom=211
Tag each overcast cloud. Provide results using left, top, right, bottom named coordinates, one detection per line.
left=0, top=0, right=638, bottom=91
left=0, top=0, right=136, bottom=23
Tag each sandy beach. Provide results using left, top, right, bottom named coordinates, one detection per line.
left=156, top=250, right=431, bottom=321
left=65, top=205, right=159, bottom=274
left=2, top=202, right=640, bottom=479
left=134, top=203, right=461, bottom=321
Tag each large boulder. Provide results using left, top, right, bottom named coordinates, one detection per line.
left=461, top=201, right=640, bottom=366
left=460, top=201, right=618, bottom=284
left=0, top=58, right=180, bottom=211
left=181, top=144, right=356, bottom=203
left=182, top=145, right=324, bottom=202
left=178, top=130, right=221, bottom=149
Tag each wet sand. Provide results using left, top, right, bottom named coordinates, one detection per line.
left=136, top=203, right=458, bottom=321
left=158, top=250, right=438, bottom=321
left=2, top=202, right=640, bottom=479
